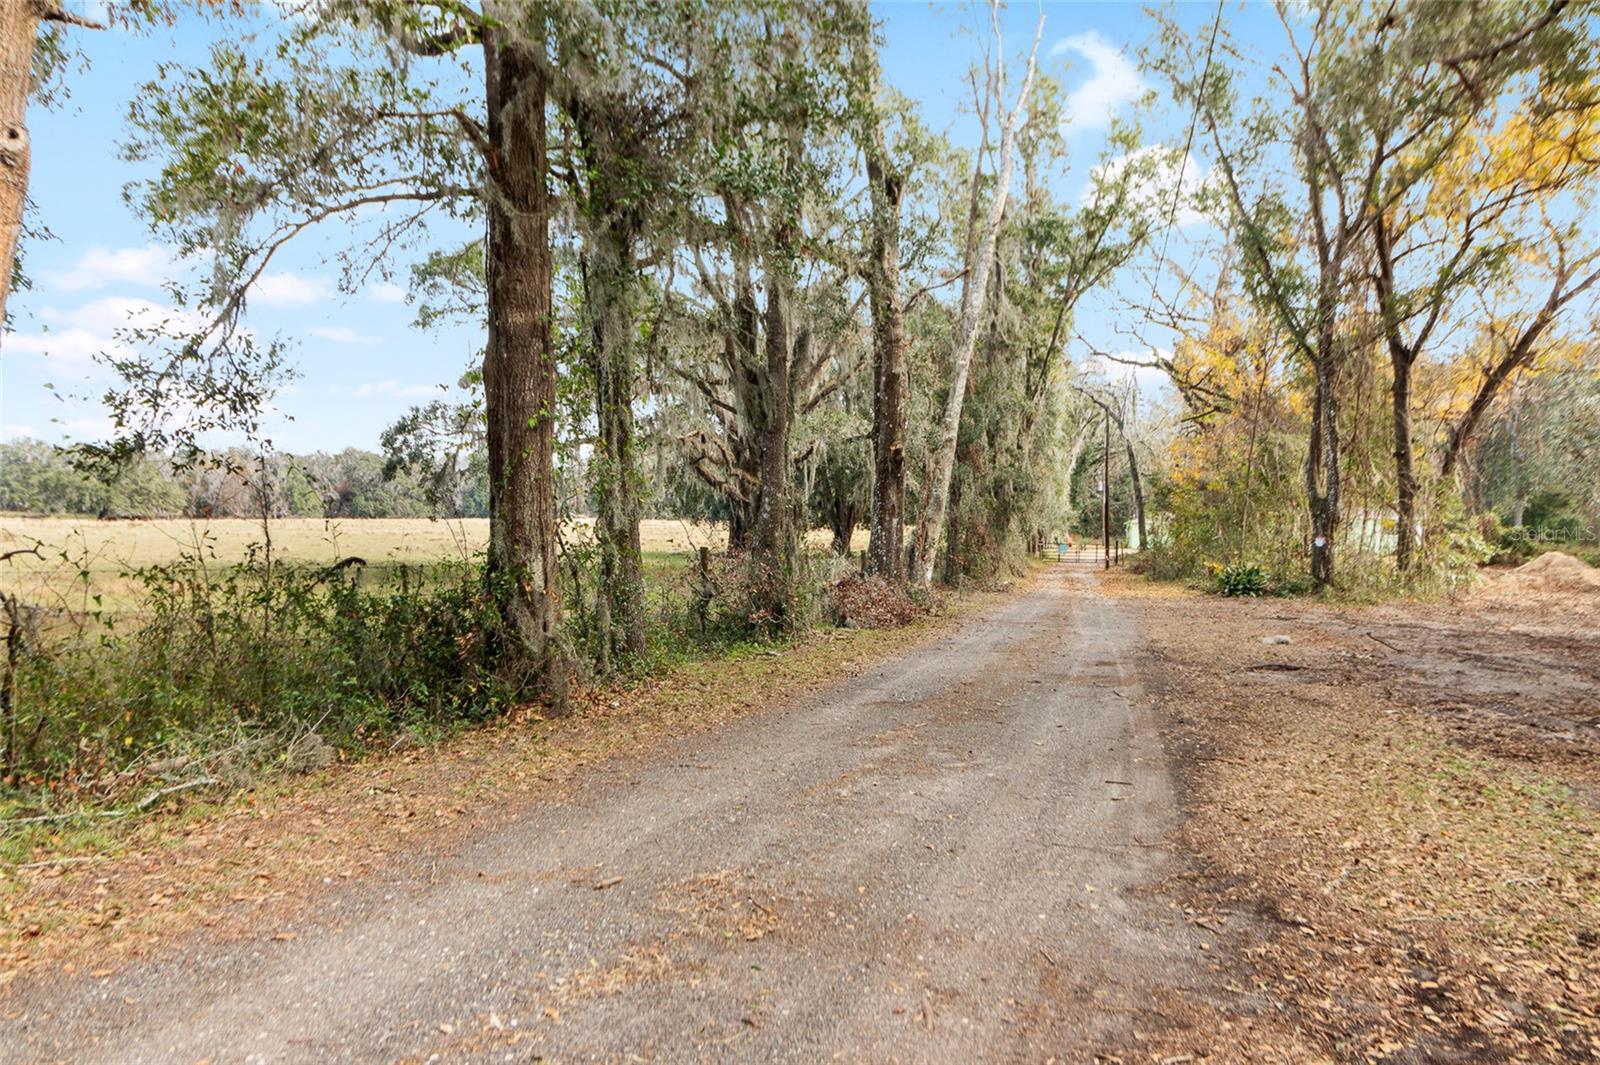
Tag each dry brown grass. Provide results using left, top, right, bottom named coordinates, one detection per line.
left=0, top=515, right=484, bottom=570
left=0, top=516, right=871, bottom=610
left=0, top=516, right=490, bottom=612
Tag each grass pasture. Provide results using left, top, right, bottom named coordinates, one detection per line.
left=0, top=516, right=754, bottom=613
left=0, top=513, right=880, bottom=806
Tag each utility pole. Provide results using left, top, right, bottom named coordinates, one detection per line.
left=1102, top=408, right=1110, bottom=571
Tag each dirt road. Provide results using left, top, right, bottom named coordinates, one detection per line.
left=4, top=566, right=1210, bottom=1063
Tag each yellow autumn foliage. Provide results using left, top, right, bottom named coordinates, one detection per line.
left=1428, top=82, right=1600, bottom=222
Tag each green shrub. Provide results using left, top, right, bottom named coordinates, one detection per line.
left=1216, top=563, right=1268, bottom=597
left=1270, top=572, right=1316, bottom=596
left=1, top=536, right=871, bottom=812
left=1, top=551, right=516, bottom=801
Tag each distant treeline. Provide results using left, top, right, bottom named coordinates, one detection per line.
left=0, top=440, right=490, bottom=519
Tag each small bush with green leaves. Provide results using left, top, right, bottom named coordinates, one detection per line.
left=1, top=550, right=521, bottom=803
left=1, top=534, right=863, bottom=810
left=1216, top=563, right=1268, bottom=597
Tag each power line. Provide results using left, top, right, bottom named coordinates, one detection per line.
left=1146, top=0, right=1226, bottom=309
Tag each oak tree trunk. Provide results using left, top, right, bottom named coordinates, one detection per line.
left=828, top=495, right=861, bottom=557
left=584, top=221, right=646, bottom=668
left=862, top=103, right=907, bottom=583
left=727, top=501, right=754, bottom=553
left=750, top=249, right=798, bottom=626
left=1304, top=233, right=1343, bottom=590
left=941, top=468, right=963, bottom=584
left=1306, top=368, right=1340, bottom=589
left=707, top=272, right=764, bottom=554
left=482, top=22, right=565, bottom=706
left=1391, top=348, right=1417, bottom=572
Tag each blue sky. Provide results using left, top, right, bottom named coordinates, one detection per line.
left=2, top=1, right=1244, bottom=453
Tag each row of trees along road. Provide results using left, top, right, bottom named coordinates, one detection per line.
left=1142, top=0, right=1600, bottom=587
left=7, top=1, right=1593, bottom=703
left=0, top=1, right=1162, bottom=706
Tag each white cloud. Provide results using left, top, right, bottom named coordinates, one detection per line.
left=45, top=244, right=173, bottom=292
left=253, top=271, right=329, bottom=307
left=5, top=326, right=112, bottom=364
left=54, top=415, right=115, bottom=440
left=365, top=281, right=407, bottom=304
left=44, top=296, right=184, bottom=335
left=1088, top=146, right=1211, bottom=228
left=352, top=380, right=440, bottom=399
left=1079, top=349, right=1173, bottom=400
left=2, top=424, right=38, bottom=441
left=5, top=296, right=201, bottom=367
left=309, top=325, right=380, bottom=345
left=1052, top=30, right=1146, bottom=132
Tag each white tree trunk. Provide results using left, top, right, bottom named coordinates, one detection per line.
left=912, top=12, right=1040, bottom=586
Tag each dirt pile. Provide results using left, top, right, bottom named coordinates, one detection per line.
left=1474, top=550, right=1600, bottom=612
left=1507, top=550, right=1600, bottom=589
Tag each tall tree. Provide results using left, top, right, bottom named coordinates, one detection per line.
left=104, top=1, right=572, bottom=701
left=852, top=32, right=911, bottom=583
left=1183, top=2, right=1377, bottom=588
left=1358, top=1, right=1599, bottom=570
left=911, top=4, right=1041, bottom=586
left=1437, top=228, right=1600, bottom=479
left=1181, top=0, right=1592, bottom=586
left=478, top=4, right=564, bottom=698
left=548, top=4, right=699, bottom=671
left=969, top=78, right=1153, bottom=571
left=673, top=2, right=866, bottom=624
